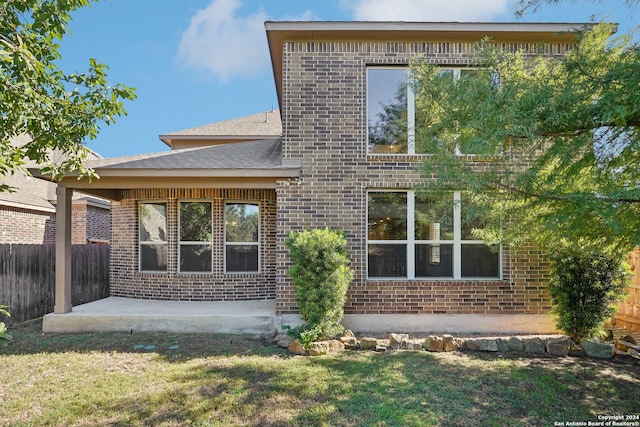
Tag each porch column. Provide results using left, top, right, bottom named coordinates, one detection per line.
left=54, top=185, right=73, bottom=313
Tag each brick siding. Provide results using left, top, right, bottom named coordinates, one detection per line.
left=110, top=188, right=277, bottom=301
left=0, top=203, right=108, bottom=244
left=0, top=206, right=56, bottom=244
left=275, top=39, right=562, bottom=315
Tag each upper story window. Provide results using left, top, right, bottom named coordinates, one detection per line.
left=225, top=203, right=259, bottom=273
left=179, top=201, right=213, bottom=273
left=367, top=68, right=414, bottom=154
left=367, top=190, right=500, bottom=279
left=139, top=202, right=168, bottom=272
left=367, top=66, right=497, bottom=155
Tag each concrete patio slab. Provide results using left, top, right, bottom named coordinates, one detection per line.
left=42, top=297, right=281, bottom=335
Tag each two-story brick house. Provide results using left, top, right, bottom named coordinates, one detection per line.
left=42, top=21, right=588, bottom=333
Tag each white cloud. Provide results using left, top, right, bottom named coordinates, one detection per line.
left=176, top=0, right=270, bottom=82
left=340, top=0, right=513, bottom=21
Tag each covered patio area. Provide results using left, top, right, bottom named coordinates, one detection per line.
left=42, top=297, right=291, bottom=336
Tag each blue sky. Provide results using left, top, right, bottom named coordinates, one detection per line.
left=58, top=0, right=636, bottom=158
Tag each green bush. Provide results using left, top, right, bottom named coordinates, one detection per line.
left=0, top=305, right=12, bottom=347
left=548, top=247, right=629, bottom=344
left=285, top=228, right=354, bottom=346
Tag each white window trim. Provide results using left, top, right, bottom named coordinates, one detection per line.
left=224, top=201, right=261, bottom=274
left=138, top=201, right=168, bottom=273
left=366, top=190, right=502, bottom=280
left=178, top=200, right=214, bottom=274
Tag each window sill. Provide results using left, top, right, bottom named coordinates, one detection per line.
left=366, top=154, right=503, bottom=163
left=366, top=278, right=504, bottom=282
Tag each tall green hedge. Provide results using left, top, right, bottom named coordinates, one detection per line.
left=285, top=228, right=354, bottom=345
left=548, top=247, right=629, bottom=343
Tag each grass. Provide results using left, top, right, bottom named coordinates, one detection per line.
left=1, top=320, right=638, bottom=426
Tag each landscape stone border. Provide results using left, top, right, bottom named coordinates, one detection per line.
left=278, top=330, right=640, bottom=365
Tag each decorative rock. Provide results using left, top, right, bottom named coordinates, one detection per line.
left=496, top=338, right=509, bottom=353
left=288, top=339, right=307, bottom=356
left=582, top=340, right=613, bottom=359
left=274, top=333, right=291, bottom=349
left=389, top=333, right=410, bottom=349
left=568, top=340, right=583, bottom=357
left=613, top=349, right=640, bottom=365
left=615, top=340, right=640, bottom=353
left=461, top=340, right=479, bottom=351
left=620, top=334, right=637, bottom=345
left=360, top=337, right=379, bottom=351
left=375, top=344, right=387, bottom=352
left=342, top=329, right=356, bottom=338
left=442, top=335, right=459, bottom=352
left=546, top=336, right=571, bottom=357
left=424, top=335, right=444, bottom=352
left=523, top=338, right=546, bottom=355
left=308, top=341, right=330, bottom=356
left=407, top=341, right=424, bottom=351
left=327, top=340, right=345, bottom=354
left=474, top=339, right=499, bottom=352
left=507, top=337, right=524, bottom=352
left=340, top=336, right=359, bottom=350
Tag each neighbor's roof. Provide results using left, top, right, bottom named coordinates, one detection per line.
left=159, top=110, right=282, bottom=147
left=1, top=135, right=107, bottom=212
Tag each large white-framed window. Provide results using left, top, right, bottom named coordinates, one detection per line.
left=139, top=202, right=168, bottom=272
left=367, top=66, right=497, bottom=155
left=367, top=190, right=501, bottom=279
left=224, top=202, right=259, bottom=273
left=178, top=201, right=213, bottom=273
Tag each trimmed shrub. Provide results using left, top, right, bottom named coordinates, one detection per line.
left=285, top=228, right=354, bottom=346
left=0, top=305, right=12, bottom=346
left=548, top=247, right=629, bottom=344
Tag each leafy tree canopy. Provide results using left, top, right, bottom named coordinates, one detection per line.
left=515, top=0, right=639, bottom=17
left=411, top=23, right=640, bottom=254
left=0, top=0, right=136, bottom=191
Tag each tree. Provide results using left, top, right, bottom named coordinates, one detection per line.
left=515, top=0, right=639, bottom=17
left=0, top=0, right=136, bottom=191
left=411, top=23, right=640, bottom=253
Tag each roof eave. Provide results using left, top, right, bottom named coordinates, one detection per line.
left=159, top=134, right=281, bottom=147
left=31, top=167, right=300, bottom=180
left=265, top=20, right=606, bottom=111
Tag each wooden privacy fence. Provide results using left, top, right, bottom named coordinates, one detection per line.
left=615, top=249, right=640, bottom=331
left=0, top=244, right=109, bottom=324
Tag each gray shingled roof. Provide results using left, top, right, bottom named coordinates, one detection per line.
left=0, top=172, right=57, bottom=211
left=86, top=138, right=286, bottom=171
left=161, top=110, right=282, bottom=138
left=1, top=136, right=104, bottom=211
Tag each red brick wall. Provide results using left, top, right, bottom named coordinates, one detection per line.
left=109, top=188, right=277, bottom=301
left=275, top=39, right=561, bottom=315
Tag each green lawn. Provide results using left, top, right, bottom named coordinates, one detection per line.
left=1, top=320, right=638, bottom=427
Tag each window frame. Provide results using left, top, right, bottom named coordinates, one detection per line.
left=138, top=201, right=168, bottom=273
left=366, top=65, right=496, bottom=156
left=178, top=200, right=214, bottom=274
left=366, top=66, right=415, bottom=155
left=224, top=201, right=260, bottom=274
left=366, top=190, right=502, bottom=280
